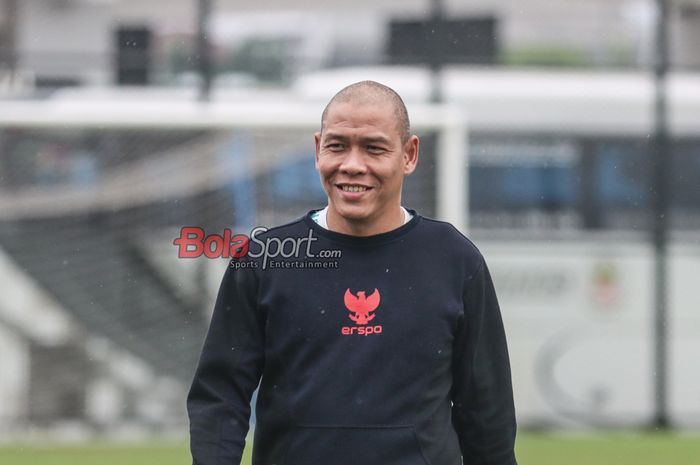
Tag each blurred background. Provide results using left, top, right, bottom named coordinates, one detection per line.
left=0, top=0, right=700, bottom=464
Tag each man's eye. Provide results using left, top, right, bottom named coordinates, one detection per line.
left=367, top=145, right=386, bottom=153
left=325, top=143, right=344, bottom=151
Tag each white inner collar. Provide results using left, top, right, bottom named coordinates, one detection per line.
left=313, top=206, right=412, bottom=230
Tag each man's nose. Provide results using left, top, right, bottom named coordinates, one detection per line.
left=339, top=146, right=367, bottom=175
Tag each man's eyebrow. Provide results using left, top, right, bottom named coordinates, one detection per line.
left=361, top=135, right=391, bottom=145
left=322, top=132, right=349, bottom=141
left=323, top=133, right=391, bottom=144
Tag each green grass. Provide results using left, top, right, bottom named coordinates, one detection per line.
left=516, top=432, right=700, bottom=465
left=1, top=432, right=699, bottom=465
left=0, top=440, right=198, bottom=465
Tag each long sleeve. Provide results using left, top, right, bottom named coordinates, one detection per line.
left=451, top=257, right=518, bottom=465
left=187, top=262, right=265, bottom=465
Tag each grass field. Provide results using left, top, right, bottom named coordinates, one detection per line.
left=1, top=431, right=699, bottom=465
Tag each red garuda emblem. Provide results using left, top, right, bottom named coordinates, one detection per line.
left=344, top=288, right=380, bottom=325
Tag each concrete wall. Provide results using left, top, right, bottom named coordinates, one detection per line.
left=17, top=0, right=112, bottom=85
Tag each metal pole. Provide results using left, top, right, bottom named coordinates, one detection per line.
left=651, top=0, right=670, bottom=430
left=196, top=0, right=213, bottom=101
left=1, top=0, right=18, bottom=77
left=429, top=0, right=444, bottom=103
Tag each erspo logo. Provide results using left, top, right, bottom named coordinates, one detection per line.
left=341, top=288, right=383, bottom=336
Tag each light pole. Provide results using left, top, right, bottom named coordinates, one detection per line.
left=197, top=0, right=213, bottom=101
left=651, top=0, right=671, bottom=430
left=428, top=0, right=445, bottom=103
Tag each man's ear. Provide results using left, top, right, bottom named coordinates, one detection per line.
left=314, top=132, right=321, bottom=170
left=403, top=135, right=419, bottom=176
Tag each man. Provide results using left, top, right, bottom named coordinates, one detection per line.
left=188, top=81, right=518, bottom=465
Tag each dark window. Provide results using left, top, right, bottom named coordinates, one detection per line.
left=589, top=139, right=651, bottom=231
left=469, top=136, right=581, bottom=230
left=671, top=139, right=700, bottom=229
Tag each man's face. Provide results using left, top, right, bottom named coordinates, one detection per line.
left=314, top=100, right=418, bottom=229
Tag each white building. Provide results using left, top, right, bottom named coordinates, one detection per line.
left=1, top=0, right=699, bottom=90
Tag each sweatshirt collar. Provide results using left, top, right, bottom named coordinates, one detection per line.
left=303, top=208, right=421, bottom=247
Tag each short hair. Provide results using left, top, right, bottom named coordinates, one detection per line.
left=321, top=80, right=411, bottom=143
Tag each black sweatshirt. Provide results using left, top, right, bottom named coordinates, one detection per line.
left=187, top=210, right=518, bottom=465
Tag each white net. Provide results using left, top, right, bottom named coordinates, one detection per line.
left=0, top=101, right=456, bottom=434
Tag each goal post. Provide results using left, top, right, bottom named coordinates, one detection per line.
left=0, top=97, right=469, bottom=433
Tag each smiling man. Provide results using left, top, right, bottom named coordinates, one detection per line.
left=187, top=81, right=518, bottom=465
left=313, top=82, right=418, bottom=237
